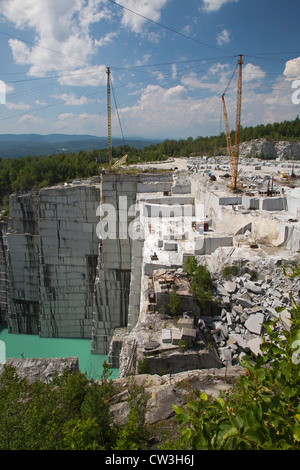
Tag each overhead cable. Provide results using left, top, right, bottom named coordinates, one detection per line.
left=106, top=0, right=234, bottom=55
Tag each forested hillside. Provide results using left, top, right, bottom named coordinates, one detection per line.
left=1, top=117, right=300, bottom=199
left=131, top=116, right=300, bottom=161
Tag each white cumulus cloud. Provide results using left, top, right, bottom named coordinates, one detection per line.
left=243, top=63, right=266, bottom=83
left=5, top=101, right=31, bottom=110
left=0, top=0, right=111, bottom=83
left=116, top=0, right=169, bottom=33
left=284, top=57, right=300, bottom=80
left=202, top=0, right=239, bottom=12
left=216, top=28, right=231, bottom=45
left=53, top=93, right=89, bottom=106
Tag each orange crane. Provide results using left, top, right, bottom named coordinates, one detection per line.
left=222, top=55, right=243, bottom=191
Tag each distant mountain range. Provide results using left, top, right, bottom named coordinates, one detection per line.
left=0, top=134, right=162, bottom=159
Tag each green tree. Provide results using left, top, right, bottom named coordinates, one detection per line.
left=183, top=257, right=213, bottom=308
left=168, top=288, right=182, bottom=317
left=0, top=360, right=152, bottom=450
left=114, top=380, right=149, bottom=450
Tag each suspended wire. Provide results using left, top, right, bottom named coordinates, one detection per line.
left=1, top=6, right=298, bottom=140
left=0, top=57, right=231, bottom=126
left=5, top=68, right=107, bottom=85
left=111, top=55, right=235, bottom=72
left=0, top=30, right=93, bottom=67
left=223, top=60, right=239, bottom=96
left=106, top=0, right=234, bottom=55
left=111, top=80, right=126, bottom=146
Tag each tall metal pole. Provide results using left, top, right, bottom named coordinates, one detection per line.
left=107, top=67, right=112, bottom=168
left=233, top=55, right=243, bottom=191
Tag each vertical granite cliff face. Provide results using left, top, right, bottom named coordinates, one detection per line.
left=91, top=174, right=139, bottom=354
left=0, top=173, right=173, bottom=356
left=0, top=221, right=8, bottom=324
left=0, top=182, right=99, bottom=340
left=5, top=192, right=40, bottom=334
left=38, top=184, right=100, bottom=338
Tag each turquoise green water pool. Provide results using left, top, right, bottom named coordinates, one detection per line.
left=0, top=326, right=118, bottom=380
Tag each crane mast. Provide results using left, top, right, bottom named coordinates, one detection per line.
left=222, top=55, right=243, bottom=191
left=105, top=67, right=127, bottom=173
left=107, top=66, right=112, bottom=168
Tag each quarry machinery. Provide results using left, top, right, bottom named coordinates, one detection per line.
left=222, top=55, right=243, bottom=191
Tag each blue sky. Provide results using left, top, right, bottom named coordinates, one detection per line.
left=0, top=0, right=300, bottom=140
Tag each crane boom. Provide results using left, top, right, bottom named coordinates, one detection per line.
left=221, top=93, right=234, bottom=181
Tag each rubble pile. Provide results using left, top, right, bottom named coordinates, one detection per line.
left=201, top=271, right=300, bottom=366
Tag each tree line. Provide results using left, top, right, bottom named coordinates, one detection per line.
left=0, top=361, right=149, bottom=450
left=1, top=117, right=300, bottom=199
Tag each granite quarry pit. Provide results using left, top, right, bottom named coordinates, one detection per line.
left=0, top=154, right=300, bottom=382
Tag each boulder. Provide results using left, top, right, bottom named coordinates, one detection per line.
left=218, top=348, right=232, bottom=367
left=236, top=297, right=253, bottom=308
left=247, top=336, right=263, bottom=356
left=0, top=357, right=79, bottom=384
left=245, top=312, right=265, bottom=335
left=244, top=280, right=264, bottom=295
left=279, top=309, right=291, bottom=331
left=228, top=334, right=249, bottom=352
left=223, top=281, right=237, bottom=294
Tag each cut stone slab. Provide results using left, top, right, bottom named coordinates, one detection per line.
left=144, top=341, right=160, bottom=351
left=249, top=305, right=262, bottom=313
left=244, top=280, right=264, bottom=295
left=232, top=304, right=243, bottom=315
left=226, top=311, right=233, bottom=326
left=279, top=309, right=291, bottom=331
left=181, top=328, right=197, bottom=345
left=227, top=337, right=237, bottom=346
left=266, top=306, right=279, bottom=319
left=245, top=312, right=264, bottom=335
left=236, top=297, right=253, bottom=308
left=171, top=328, right=181, bottom=345
left=162, top=329, right=172, bottom=343
left=247, top=336, right=262, bottom=356
left=178, top=317, right=194, bottom=330
left=217, top=286, right=229, bottom=297
left=223, top=281, right=237, bottom=294
left=268, top=289, right=282, bottom=298
left=228, top=334, right=249, bottom=351
left=218, top=348, right=232, bottom=367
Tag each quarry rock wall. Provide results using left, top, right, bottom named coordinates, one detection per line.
left=0, top=173, right=173, bottom=356
left=6, top=192, right=40, bottom=334
left=38, top=184, right=100, bottom=339
left=1, top=184, right=100, bottom=338
left=0, top=221, right=8, bottom=324
left=239, top=138, right=300, bottom=160
left=91, top=173, right=173, bottom=355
